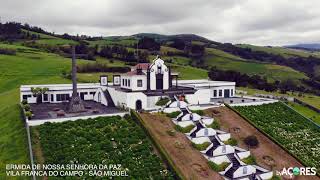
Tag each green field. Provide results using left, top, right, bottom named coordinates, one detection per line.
left=234, top=102, right=320, bottom=173
left=161, top=46, right=184, bottom=54
left=86, top=37, right=137, bottom=47
left=203, top=53, right=307, bottom=83
left=237, top=87, right=320, bottom=109
left=159, top=47, right=309, bottom=83
left=286, top=102, right=320, bottom=125
left=21, top=29, right=77, bottom=46
left=163, top=56, right=191, bottom=66
left=0, top=43, right=78, bottom=179
left=161, top=46, right=303, bottom=81
left=170, top=64, right=208, bottom=80
left=78, top=72, right=120, bottom=83
left=237, top=44, right=320, bottom=58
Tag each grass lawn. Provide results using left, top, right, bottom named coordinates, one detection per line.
left=162, top=55, right=191, bottom=66
left=0, top=90, right=29, bottom=179
left=170, top=64, right=208, bottom=80
left=237, top=87, right=320, bottom=109
left=0, top=43, right=83, bottom=179
left=78, top=72, right=122, bottom=83
left=286, top=102, right=320, bottom=125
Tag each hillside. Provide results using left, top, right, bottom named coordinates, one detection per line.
left=2, top=23, right=320, bottom=87
left=238, top=44, right=320, bottom=58
left=2, top=23, right=320, bottom=94
left=285, top=43, right=320, bottom=50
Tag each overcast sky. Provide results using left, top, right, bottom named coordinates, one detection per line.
left=1, top=0, right=319, bottom=45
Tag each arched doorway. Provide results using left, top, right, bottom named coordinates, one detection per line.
left=135, top=100, right=142, bottom=111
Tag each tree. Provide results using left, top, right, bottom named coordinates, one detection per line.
left=31, top=87, right=49, bottom=103
left=169, top=38, right=186, bottom=50
left=137, top=37, right=160, bottom=51
left=244, top=135, right=259, bottom=148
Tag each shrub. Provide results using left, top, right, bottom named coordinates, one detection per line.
left=24, top=104, right=31, bottom=111
left=0, top=48, right=16, bottom=55
left=224, top=138, right=237, bottom=146
left=166, top=111, right=181, bottom=118
left=191, top=142, right=211, bottom=151
left=166, top=130, right=176, bottom=137
left=155, top=97, right=170, bottom=106
left=175, top=124, right=195, bottom=133
left=61, top=69, right=71, bottom=79
left=270, top=175, right=282, bottom=180
left=77, top=62, right=130, bottom=73
left=208, top=161, right=230, bottom=172
left=191, top=110, right=204, bottom=116
left=242, top=155, right=256, bottom=165
left=207, top=120, right=220, bottom=129
left=25, top=111, right=32, bottom=119
left=21, top=99, right=28, bottom=105
left=244, top=135, right=259, bottom=148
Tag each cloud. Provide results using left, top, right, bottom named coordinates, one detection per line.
left=0, top=0, right=319, bottom=45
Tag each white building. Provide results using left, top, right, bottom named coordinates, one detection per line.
left=20, top=57, right=236, bottom=110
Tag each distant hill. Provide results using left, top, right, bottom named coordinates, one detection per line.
left=131, top=33, right=218, bottom=44
left=284, top=43, right=320, bottom=50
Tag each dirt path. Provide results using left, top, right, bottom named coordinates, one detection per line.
left=204, top=107, right=320, bottom=180
left=139, top=113, right=223, bottom=180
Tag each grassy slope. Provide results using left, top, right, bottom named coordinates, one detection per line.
left=157, top=46, right=308, bottom=82
left=170, top=65, right=208, bottom=80
left=204, top=48, right=308, bottom=83
left=238, top=87, right=320, bottom=110
left=286, top=102, right=320, bottom=125
left=0, top=43, right=97, bottom=179
left=86, top=37, right=137, bottom=47
left=237, top=44, right=320, bottom=58
left=21, top=29, right=77, bottom=46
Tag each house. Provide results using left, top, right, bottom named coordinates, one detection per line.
left=20, top=57, right=236, bottom=111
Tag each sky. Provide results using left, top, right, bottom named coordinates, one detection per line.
left=0, top=0, right=319, bottom=46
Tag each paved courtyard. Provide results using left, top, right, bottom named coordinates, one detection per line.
left=30, top=101, right=123, bottom=120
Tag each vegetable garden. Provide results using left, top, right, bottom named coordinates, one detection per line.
left=35, top=115, right=174, bottom=179
left=234, top=102, right=320, bottom=173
